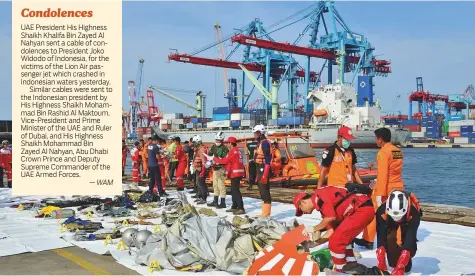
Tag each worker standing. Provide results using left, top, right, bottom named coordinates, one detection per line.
left=204, top=136, right=246, bottom=215
left=253, top=124, right=273, bottom=217
left=130, top=141, right=142, bottom=187
left=173, top=136, right=186, bottom=191
left=0, top=140, right=12, bottom=188
left=168, top=135, right=178, bottom=179
left=157, top=138, right=167, bottom=192
left=376, top=190, right=421, bottom=275
left=122, top=140, right=129, bottom=176
left=207, top=132, right=229, bottom=208
left=191, top=135, right=209, bottom=204
left=355, top=127, right=405, bottom=250
left=317, top=126, right=363, bottom=189
left=148, top=136, right=167, bottom=196
left=270, top=140, right=282, bottom=176
left=245, top=137, right=259, bottom=191
left=293, top=185, right=375, bottom=273
left=141, top=138, right=151, bottom=178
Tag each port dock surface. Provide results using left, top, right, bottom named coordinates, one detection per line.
left=402, top=143, right=475, bottom=148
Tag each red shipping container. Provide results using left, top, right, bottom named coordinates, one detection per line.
left=146, top=128, right=152, bottom=134
left=448, top=132, right=461, bottom=138
left=405, top=125, right=421, bottom=132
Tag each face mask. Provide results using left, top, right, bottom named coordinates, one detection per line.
left=342, top=139, right=350, bottom=149
left=215, top=142, right=222, bottom=146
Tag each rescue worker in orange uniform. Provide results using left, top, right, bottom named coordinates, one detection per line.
left=253, top=124, right=273, bottom=217
left=0, top=140, right=12, bottom=188
left=191, top=135, right=209, bottom=204
left=270, top=140, right=282, bottom=177
left=376, top=190, right=421, bottom=275
left=142, top=138, right=151, bottom=178
left=317, top=126, right=363, bottom=189
left=355, top=127, right=405, bottom=250
left=293, top=184, right=374, bottom=273
left=173, top=136, right=186, bottom=191
left=157, top=138, right=167, bottom=192
left=122, top=140, right=129, bottom=176
left=130, top=141, right=142, bottom=186
left=204, top=136, right=246, bottom=215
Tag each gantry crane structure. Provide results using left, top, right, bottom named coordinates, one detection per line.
left=168, top=0, right=391, bottom=113
left=127, top=58, right=145, bottom=139
left=149, top=86, right=207, bottom=118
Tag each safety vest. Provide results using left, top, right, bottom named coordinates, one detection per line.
left=327, top=148, right=353, bottom=187
left=255, top=139, right=270, bottom=164
left=381, top=192, right=422, bottom=222
left=272, top=147, right=282, bottom=164
left=246, top=140, right=258, bottom=159
left=193, top=144, right=208, bottom=171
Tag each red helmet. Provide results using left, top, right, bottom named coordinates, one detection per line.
left=226, top=137, right=237, bottom=143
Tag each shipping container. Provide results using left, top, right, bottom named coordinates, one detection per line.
left=449, top=94, right=464, bottom=102
left=460, top=132, right=475, bottom=138
left=461, top=126, right=474, bottom=132
left=448, top=120, right=462, bottom=127
left=212, top=113, right=231, bottom=121
left=241, top=120, right=252, bottom=127
left=422, top=116, right=435, bottom=122
left=469, top=137, right=475, bottom=144
left=230, top=120, right=241, bottom=128
left=268, top=119, right=277, bottom=126
left=159, top=119, right=168, bottom=125
left=186, top=123, right=194, bottom=129
left=230, top=113, right=251, bottom=121
left=405, top=125, right=421, bottom=132
left=401, top=120, right=420, bottom=126
left=213, top=120, right=230, bottom=128
left=448, top=126, right=461, bottom=132
left=448, top=132, right=461, bottom=138
left=448, top=115, right=464, bottom=121
left=411, top=131, right=425, bottom=138
left=459, top=120, right=475, bottom=126
left=454, top=137, right=469, bottom=144
left=171, top=119, right=184, bottom=125
left=163, top=113, right=183, bottom=120
left=213, top=107, right=244, bottom=114
left=277, top=117, right=304, bottom=126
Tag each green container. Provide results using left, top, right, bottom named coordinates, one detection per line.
left=310, top=248, right=334, bottom=272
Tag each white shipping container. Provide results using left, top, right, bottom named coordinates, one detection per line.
left=448, top=120, right=462, bottom=127
left=163, top=113, right=178, bottom=120
left=421, top=127, right=426, bottom=132
left=241, top=120, right=251, bottom=127
left=459, top=120, right=475, bottom=126
left=448, top=126, right=461, bottom=132
left=214, top=120, right=230, bottom=127
left=230, top=113, right=242, bottom=120
left=411, top=131, right=425, bottom=138
left=159, top=119, right=168, bottom=125
left=454, top=137, right=469, bottom=144
left=172, top=119, right=184, bottom=125
left=186, top=123, right=194, bottom=129
left=207, top=122, right=215, bottom=128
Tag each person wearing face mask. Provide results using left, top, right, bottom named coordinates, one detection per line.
left=355, top=127, right=405, bottom=250
left=317, top=126, right=363, bottom=189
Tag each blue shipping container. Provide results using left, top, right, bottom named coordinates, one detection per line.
left=422, top=116, right=435, bottom=122
left=469, top=137, right=475, bottom=144
left=277, top=117, right=303, bottom=126
left=449, top=115, right=464, bottom=121
left=230, top=120, right=241, bottom=128
left=213, top=107, right=230, bottom=114
left=212, top=113, right=230, bottom=121
left=460, top=132, right=475, bottom=138
left=401, top=120, right=420, bottom=126
left=461, top=126, right=474, bottom=132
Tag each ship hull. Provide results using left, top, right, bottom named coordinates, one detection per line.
left=151, top=127, right=409, bottom=148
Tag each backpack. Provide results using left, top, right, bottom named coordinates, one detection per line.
left=334, top=183, right=372, bottom=209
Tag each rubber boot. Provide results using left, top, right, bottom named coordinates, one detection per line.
left=260, top=202, right=271, bottom=217
left=7, top=181, right=11, bottom=188
left=217, top=198, right=226, bottom=209
left=207, top=196, right=218, bottom=207
left=247, top=184, right=252, bottom=191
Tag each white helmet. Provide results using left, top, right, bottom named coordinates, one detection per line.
left=215, top=131, right=225, bottom=141
left=253, top=124, right=265, bottom=133
left=192, top=135, right=202, bottom=144
left=386, top=190, right=409, bottom=221
left=167, top=135, right=174, bottom=140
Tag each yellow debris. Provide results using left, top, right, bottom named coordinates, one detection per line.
left=117, top=240, right=127, bottom=251
left=148, top=260, right=161, bottom=273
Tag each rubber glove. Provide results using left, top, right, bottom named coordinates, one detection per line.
left=202, top=153, right=214, bottom=161
left=190, top=164, right=194, bottom=175
left=376, top=196, right=383, bottom=207
left=260, top=164, right=271, bottom=184
left=370, top=179, right=377, bottom=189
left=391, top=249, right=411, bottom=275
left=376, top=246, right=388, bottom=271
left=302, top=226, right=321, bottom=242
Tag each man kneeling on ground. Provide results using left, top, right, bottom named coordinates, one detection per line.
left=294, top=184, right=375, bottom=273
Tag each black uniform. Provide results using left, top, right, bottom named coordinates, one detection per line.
left=321, top=142, right=358, bottom=168
left=246, top=140, right=258, bottom=189
left=376, top=204, right=421, bottom=271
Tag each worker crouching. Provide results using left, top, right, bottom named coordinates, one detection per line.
left=294, top=184, right=374, bottom=273
left=376, top=190, right=422, bottom=275
left=204, top=136, right=246, bottom=215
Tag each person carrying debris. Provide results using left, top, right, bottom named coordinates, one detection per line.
left=317, top=126, right=363, bottom=189
left=270, top=140, right=282, bottom=176
left=204, top=136, right=246, bottom=215
left=191, top=135, right=209, bottom=204
left=253, top=124, right=273, bottom=217
left=355, top=127, right=405, bottom=250
left=0, top=140, right=12, bottom=188
left=122, top=139, right=129, bottom=176
left=173, top=136, right=187, bottom=191
left=130, top=141, right=142, bottom=186
left=245, top=136, right=259, bottom=191
left=293, top=184, right=374, bottom=273
left=206, top=132, right=229, bottom=208
left=376, top=190, right=421, bottom=275
left=148, top=136, right=167, bottom=196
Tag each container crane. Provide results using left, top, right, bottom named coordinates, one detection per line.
left=148, top=86, right=207, bottom=118
left=408, top=77, right=448, bottom=120
left=127, top=58, right=145, bottom=139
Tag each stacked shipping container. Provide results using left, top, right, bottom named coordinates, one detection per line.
left=422, top=116, right=442, bottom=139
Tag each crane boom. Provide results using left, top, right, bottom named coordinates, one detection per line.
left=238, top=64, right=272, bottom=102
left=214, top=23, right=229, bottom=97
left=149, top=86, right=206, bottom=118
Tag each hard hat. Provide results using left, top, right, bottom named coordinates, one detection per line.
left=167, top=135, right=174, bottom=140
left=135, top=230, right=152, bottom=249
left=226, top=136, right=237, bottom=143
left=192, top=135, right=202, bottom=144
left=215, top=131, right=225, bottom=141
left=253, top=124, right=265, bottom=133
left=337, top=126, right=356, bottom=140
left=386, top=190, right=409, bottom=221
left=1, top=140, right=8, bottom=145
left=121, top=228, right=138, bottom=247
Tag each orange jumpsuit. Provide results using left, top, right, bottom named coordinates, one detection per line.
left=0, top=147, right=12, bottom=187
left=271, top=147, right=282, bottom=176
left=130, top=147, right=141, bottom=184
left=321, top=145, right=356, bottom=187
left=122, top=145, right=129, bottom=174
left=174, top=144, right=187, bottom=189
left=142, top=142, right=149, bottom=176
left=362, top=142, right=404, bottom=243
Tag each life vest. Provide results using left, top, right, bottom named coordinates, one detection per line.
left=381, top=192, right=422, bottom=221
left=327, top=147, right=353, bottom=187
left=246, top=140, right=259, bottom=159
left=193, top=144, right=208, bottom=171
left=255, top=139, right=270, bottom=164
left=209, top=144, right=228, bottom=169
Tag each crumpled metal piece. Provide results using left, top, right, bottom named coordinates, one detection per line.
left=198, top=208, right=217, bottom=217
